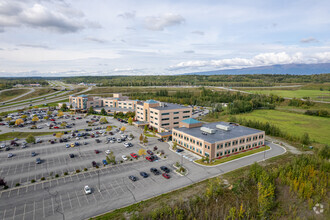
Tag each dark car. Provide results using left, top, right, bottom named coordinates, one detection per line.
left=5, top=147, right=10, bottom=151
left=140, top=172, right=149, bottom=178
left=153, top=146, right=158, bottom=151
left=94, top=150, right=100, bottom=154
left=147, top=150, right=153, bottom=155
left=150, top=168, right=160, bottom=175
left=92, top=161, right=97, bottom=167
left=157, top=138, right=164, bottom=142
left=36, top=158, right=41, bottom=164
left=31, top=152, right=37, bottom=157
left=129, top=175, right=137, bottom=181
left=69, top=154, right=74, bottom=158
left=160, top=166, right=170, bottom=173
left=176, top=149, right=184, bottom=153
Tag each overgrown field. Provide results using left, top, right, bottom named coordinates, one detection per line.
left=235, top=110, right=330, bottom=145
left=0, top=89, right=30, bottom=102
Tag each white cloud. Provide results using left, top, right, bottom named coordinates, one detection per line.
left=191, top=30, right=204, bottom=35
left=300, top=37, right=319, bottom=43
left=169, top=52, right=330, bottom=70
left=144, top=13, right=185, bottom=31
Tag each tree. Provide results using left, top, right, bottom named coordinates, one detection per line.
left=57, top=111, right=64, bottom=117
left=88, top=106, right=94, bottom=114
left=301, top=132, right=311, bottom=145
left=5, top=117, right=12, bottom=121
left=172, top=141, right=178, bottom=150
left=144, top=125, right=148, bottom=133
left=128, top=117, right=133, bottom=125
left=121, top=126, right=126, bottom=132
left=60, top=122, right=67, bottom=127
left=138, top=149, right=146, bottom=158
left=44, top=116, right=49, bottom=120
left=107, top=151, right=116, bottom=164
left=129, top=133, right=134, bottom=139
left=139, top=134, right=144, bottom=143
left=32, top=116, right=39, bottom=122
left=143, top=136, right=148, bottom=146
left=100, top=108, right=107, bottom=115
left=317, top=145, right=330, bottom=160
left=55, top=133, right=63, bottom=139
left=100, top=117, right=108, bottom=124
left=26, top=135, right=35, bottom=144
left=15, top=118, right=24, bottom=125
left=21, top=115, right=27, bottom=119
left=70, top=104, right=73, bottom=109
left=47, top=111, right=52, bottom=116
left=61, top=103, right=67, bottom=111
left=106, top=126, right=112, bottom=131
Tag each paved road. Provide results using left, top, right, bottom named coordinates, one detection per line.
left=0, top=115, right=286, bottom=220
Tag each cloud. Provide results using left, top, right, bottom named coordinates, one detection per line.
left=118, top=11, right=136, bottom=19
left=0, top=1, right=98, bottom=33
left=169, top=52, right=330, bottom=70
left=85, top=37, right=107, bottom=44
left=18, top=43, right=51, bottom=49
left=184, top=50, right=195, bottom=53
left=144, top=13, right=185, bottom=31
left=300, top=37, right=319, bottom=43
left=191, top=30, right=204, bottom=35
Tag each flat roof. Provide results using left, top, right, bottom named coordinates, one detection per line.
left=152, top=103, right=190, bottom=111
left=174, top=121, right=263, bottom=144
left=181, top=118, right=201, bottom=124
left=94, top=107, right=134, bottom=112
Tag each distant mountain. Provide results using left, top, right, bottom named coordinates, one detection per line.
left=182, top=63, right=330, bottom=75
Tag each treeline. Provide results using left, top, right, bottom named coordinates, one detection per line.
left=305, top=109, right=329, bottom=117
left=131, top=88, right=283, bottom=114
left=124, top=149, right=329, bottom=219
left=289, top=98, right=314, bottom=107
left=0, top=78, right=49, bottom=90
left=229, top=116, right=312, bottom=145
left=62, top=74, right=330, bottom=87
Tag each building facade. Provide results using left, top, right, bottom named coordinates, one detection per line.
left=135, top=100, right=192, bottom=131
left=172, top=119, right=265, bottom=160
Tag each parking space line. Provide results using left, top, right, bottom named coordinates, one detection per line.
left=83, top=193, right=89, bottom=204
left=67, top=192, right=73, bottom=209
left=2, top=209, right=6, bottom=220
left=32, top=201, right=35, bottom=220
left=92, top=192, right=97, bottom=202
left=51, top=197, right=55, bottom=215
left=59, top=194, right=64, bottom=213
left=74, top=191, right=82, bottom=207
left=23, top=203, right=26, bottom=220
left=12, top=206, right=16, bottom=219
left=42, top=198, right=45, bottom=218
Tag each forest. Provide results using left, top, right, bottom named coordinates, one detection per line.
left=0, top=78, right=49, bottom=90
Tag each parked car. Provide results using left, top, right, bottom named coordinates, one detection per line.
left=36, top=158, right=41, bottom=164
left=150, top=168, right=160, bottom=175
left=176, top=149, right=184, bottom=153
left=140, top=172, right=148, bottom=178
left=157, top=138, right=164, bottom=142
left=102, top=160, right=108, bottom=165
left=94, top=150, right=100, bottom=154
left=147, top=150, right=154, bottom=155
left=84, top=185, right=92, bottom=194
left=162, top=173, right=171, bottom=179
left=130, top=153, right=138, bottom=159
left=160, top=166, right=170, bottom=173
left=92, top=161, right=97, bottom=167
left=105, top=150, right=111, bottom=155
left=31, top=152, right=37, bottom=157
left=69, top=154, right=74, bottom=158
left=122, top=155, right=128, bottom=161
left=7, top=153, right=13, bottom=158
left=129, top=175, right=137, bottom=181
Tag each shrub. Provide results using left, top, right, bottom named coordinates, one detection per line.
left=120, top=160, right=123, bottom=163
left=4, top=185, right=8, bottom=189
left=64, top=172, right=68, bottom=175
left=55, top=174, right=59, bottom=178
left=175, top=162, right=180, bottom=167
left=164, top=156, right=167, bottom=158
left=130, top=158, right=133, bottom=161
left=15, top=183, right=20, bottom=187
left=41, top=177, right=45, bottom=181
left=76, top=169, right=80, bottom=173
left=95, top=165, right=99, bottom=169
left=31, top=179, right=36, bottom=183
left=84, top=168, right=88, bottom=171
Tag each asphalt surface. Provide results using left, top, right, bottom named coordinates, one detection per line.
left=0, top=115, right=286, bottom=220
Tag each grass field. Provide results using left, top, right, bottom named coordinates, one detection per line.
left=195, top=145, right=270, bottom=166
left=0, top=132, right=54, bottom=141
left=0, top=89, right=30, bottom=102
left=245, top=89, right=330, bottom=101
left=235, top=110, right=330, bottom=145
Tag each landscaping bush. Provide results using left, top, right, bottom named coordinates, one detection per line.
left=41, top=177, right=45, bottom=181
left=76, top=169, right=80, bottom=173
left=15, top=183, right=20, bottom=187
left=95, top=165, right=99, bottom=169
left=84, top=168, right=88, bottom=171
left=64, top=172, right=68, bottom=175
left=120, top=160, right=123, bottom=163
left=55, top=174, right=59, bottom=178
left=31, top=179, right=36, bottom=183
left=4, top=185, right=8, bottom=189
left=130, top=158, right=133, bottom=161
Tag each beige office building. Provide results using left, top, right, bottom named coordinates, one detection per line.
left=172, top=119, right=265, bottom=160
left=135, top=100, right=192, bottom=132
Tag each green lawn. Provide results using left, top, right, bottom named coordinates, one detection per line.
left=245, top=89, right=330, bottom=101
left=0, top=132, right=54, bottom=141
left=236, top=110, right=330, bottom=145
left=0, top=89, right=30, bottom=102
left=195, top=146, right=270, bottom=166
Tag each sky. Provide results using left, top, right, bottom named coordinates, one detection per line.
left=0, top=0, right=329, bottom=77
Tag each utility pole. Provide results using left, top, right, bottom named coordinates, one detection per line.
left=97, top=169, right=101, bottom=192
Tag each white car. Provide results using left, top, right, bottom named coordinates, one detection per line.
left=117, top=138, right=122, bottom=143
left=122, top=155, right=128, bottom=161
left=84, top=185, right=92, bottom=194
left=110, top=139, right=115, bottom=143
left=123, top=142, right=129, bottom=148
left=76, top=137, right=80, bottom=140
left=0, top=144, right=6, bottom=149
left=105, top=150, right=111, bottom=155
left=127, top=137, right=133, bottom=141
left=8, top=153, right=13, bottom=158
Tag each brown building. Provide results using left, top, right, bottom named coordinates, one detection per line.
left=172, top=119, right=265, bottom=160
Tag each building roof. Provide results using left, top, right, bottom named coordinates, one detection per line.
left=152, top=103, right=190, bottom=111
left=78, top=95, right=88, bottom=98
left=181, top=118, right=201, bottom=124
left=145, top=99, right=158, bottom=104
left=174, top=121, right=263, bottom=144
left=94, top=106, right=134, bottom=112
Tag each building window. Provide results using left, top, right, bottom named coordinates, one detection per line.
left=174, top=122, right=179, bottom=124
left=173, top=117, right=179, bottom=119
left=183, top=111, right=190, bottom=113
left=173, top=112, right=179, bottom=114
left=183, top=116, right=190, bottom=118
left=162, top=123, right=169, bottom=126
left=162, top=118, right=169, bottom=121
left=161, top=113, right=169, bottom=115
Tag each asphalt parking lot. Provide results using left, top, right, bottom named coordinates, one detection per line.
left=0, top=114, right=286, bottom=220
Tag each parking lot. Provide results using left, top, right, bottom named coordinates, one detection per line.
left=0, top=112, right=286, bottom=220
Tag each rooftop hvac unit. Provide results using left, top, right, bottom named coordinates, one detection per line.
left=200, top=126, right=216, bottom=134
left=216, top=124, right=231, bottom=131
